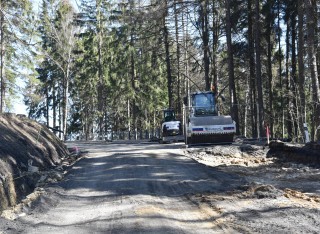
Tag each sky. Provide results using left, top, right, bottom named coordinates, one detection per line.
left=12, top=90, right=28, bottom=115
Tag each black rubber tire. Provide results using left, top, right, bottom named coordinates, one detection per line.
left=186, top=137, right=192, bottom=145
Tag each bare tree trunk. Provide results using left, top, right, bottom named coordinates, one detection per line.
left=254, top=0, right=265, bottom=137
left=130, top=49, right=136, bottom=138
left=211, top=0, right=220, bottom=89
left=164, top=0, right=173, bottom=108
left=285, top=20, right=293, bottom=139
left=97, top=5, right=104, bottom=139
left=182, top=3, right=190, bottom=101
left=59, top=93, right=62, bottom=139
left=226, top=0, right=240, bottom=135
left=247, top=0, right=257, bottom=138
left=266, top=16, right=274, bottom=138
left=174, top=0, right=181, bottom=115
left=277, top=1, right=284, bottom=138
left=63, top=70, right=69, bottom=141
left=199, top=0, right=210, bottom=91
left=0, top=2, right=5, bottom=113
left=129, top=1, right=136, bottom=138
left=291, top=10, right=298, bottom=140
left=305, top=0, right=320, bottom=140
left=46, top=89, right=49, bottom=127
left=53, top=88, right=56, bottom=130
left=298, top=0, right=306, bottom=141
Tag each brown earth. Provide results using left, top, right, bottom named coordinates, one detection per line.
left=0, top=113, right=71, bottom=212
left=185, top=140, right=320, bottom=198
left=184, top=140, right=320, bottom=231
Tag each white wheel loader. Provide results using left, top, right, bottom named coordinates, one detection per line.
left=160, top=109, right=184, bottom=143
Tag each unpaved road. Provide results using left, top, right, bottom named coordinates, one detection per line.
left=1, top=141, right=320, bottom=233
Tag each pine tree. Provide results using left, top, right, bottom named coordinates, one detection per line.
left=0, top=0, right=35, bottom=113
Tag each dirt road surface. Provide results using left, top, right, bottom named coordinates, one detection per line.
left=1, top=141, right=320, bottom=233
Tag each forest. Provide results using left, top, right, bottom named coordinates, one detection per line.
left=0, top=0, right=319, bottom=142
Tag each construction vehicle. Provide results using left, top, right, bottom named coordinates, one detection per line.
left=183, top=91, right=236, bottom=145
left=160, top=109, right=184, bottom=143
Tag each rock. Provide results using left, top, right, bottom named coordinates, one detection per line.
left=253, top=184, right=283, bottom=199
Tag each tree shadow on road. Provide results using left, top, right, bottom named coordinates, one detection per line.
left=59, top=142, right=246, bottom=198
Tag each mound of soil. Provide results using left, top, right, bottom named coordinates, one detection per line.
left=0, top=114, right=69, bottom=212
left=268, top=140, right=320, bottom=165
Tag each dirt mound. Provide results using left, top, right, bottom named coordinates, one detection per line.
left=268, top=140, right=320, bottom=165
left=0, top=114, right=69, bottom=212
left=240, top=183, right=283, bottom=199
left=185, top=143, right=270, bottom=167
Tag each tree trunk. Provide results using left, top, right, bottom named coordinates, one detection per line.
left=59, top=92, right=62, bottom=139
left=63, top=72, right=69, bottom=141
left=164, top=0, right=173, bottom=108
left=174, top=0, right=181, bottom=115
left=129, top=1, right=137, bottom=137
left=291, top=10, right=298, bottom=140
left=211, top=0, right=219, bottom=89
left=285, top=20, right=292, bottom=139
left=305, top=0, right=320, bottom=140
left=247, top=0, right=257, bottom=138
left=199, top=0, right=210, bottom=91
left=226, top=0, right=240, bottom=135
left=0, top=2, right=5, bottom=113
left=254, top=0, right=265, bottom=137
left=46, top=89, right=49, bottom=127
left=130, top=50, right=136, bottom=138
left=182, top=3, right=190, bottom=104
left=298, top=0, right=306, bottom=141
left=277, top=0, right=284, bottom=138
left=97, top=2, right=104, bottom=138
left=53, top=88, right=56, bottom=130
left=266, top=15, right=273, bottom=138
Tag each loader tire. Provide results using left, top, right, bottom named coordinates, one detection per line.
left=186, top=137, right=192, bottom=145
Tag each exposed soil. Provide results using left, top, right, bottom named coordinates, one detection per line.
left=0, top=114, right=73, bottom=213
left=184, top=141, right=320, bottom=196
left=184, top=140, right=320, bottom=233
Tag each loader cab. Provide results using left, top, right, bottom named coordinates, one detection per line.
left=192, top=92, right=217, bottom=116
left=163, top=109, right=176, bottom=122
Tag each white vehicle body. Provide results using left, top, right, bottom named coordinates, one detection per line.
left=161, top=109, right=184, bottom=143
left=161, top=121, right=184, bottom=143
left=184, top=91, right=236, bottom=145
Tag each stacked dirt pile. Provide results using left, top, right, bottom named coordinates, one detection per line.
left=185, top=143, right=270, bottom=168
left=268, top=140, right=320, bottom=165
left=185, top=141, right=320, bottom=201
left=0, top=114, right=69, bottom=212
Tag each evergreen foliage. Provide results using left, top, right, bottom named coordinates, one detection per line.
left=2, top=0, right=320, bottom=142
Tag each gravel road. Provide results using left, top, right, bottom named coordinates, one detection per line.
left=1, top=141, right=319, bottom=233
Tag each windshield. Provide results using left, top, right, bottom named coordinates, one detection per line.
left=192, top=93, right=216, bottom=116
left=163, top=110, right=175, bottom=122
